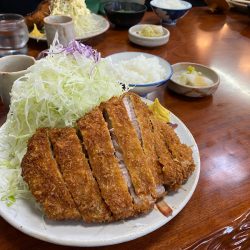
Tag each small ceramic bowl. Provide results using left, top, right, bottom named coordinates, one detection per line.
left=150, top=0, right=192, bottom=25
left=106, top=51, right=173, bottom=96
left=0, top=55, right=36, bottom=109
left=128, top=24, right=170, bottom=47
left=168, top=62, right=220, bottom=97
left=104, top=1, right=147, bottom=27
left=44, top=15, right=75, bottom=47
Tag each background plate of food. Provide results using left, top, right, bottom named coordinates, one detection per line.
left=26, top=0, right=109, bottom=41
left=29, top=13, right=110, bottom=42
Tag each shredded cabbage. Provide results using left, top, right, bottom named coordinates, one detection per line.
left=50, top=0, right=98, bottom=36
left=0, top=41, right=128, bottom=205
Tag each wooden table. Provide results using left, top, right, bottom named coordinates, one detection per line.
left=1, top=7, right=250, bottom=250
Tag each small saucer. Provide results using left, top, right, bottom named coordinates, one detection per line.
left=128, top=24, right=170, bottom=47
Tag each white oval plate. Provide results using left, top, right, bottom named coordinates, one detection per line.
left=29, top=14, right=109, bottom=42
left=0, top=102, right=200, bottom=247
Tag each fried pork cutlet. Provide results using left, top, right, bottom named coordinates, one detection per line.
left=158, top=121, right=195, bottom=182
left=151, top=117, right=195, bottom=190
left=21, top=93, right=195, bottom=222
left=21, top=128, right=80, bottom=220
left=121, top=93, right=194, bottom=191
left=151, top=118, right=184, bottom=190
left=103, top=97, right=157, bottom=213
left=49, top=128, right=112, bottom=223
left=25, top=0, right=50, bottom=30
left=124, top=93, right=166, bottom=198
left=77, top=108, right=135, bottom=220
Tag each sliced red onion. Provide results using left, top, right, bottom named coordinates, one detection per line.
left=46, top=37, right=100, bottom=63
left=64, top=40, right=100, bottom=63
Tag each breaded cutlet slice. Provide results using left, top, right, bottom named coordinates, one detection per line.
left=151, top=117, right=195, bottom=190
left=77, top=108, right=135, bottom=220
left=21, top=128, right=81, bottom=220
left=125, top=93, right=165, bottom=198
left=157, top=121, right=195, bottom=182
left=104, top=97, right=156, bottom=213
left=151, top=118, right=184, bottom=190
left=49, top=128, right=112, bottom=223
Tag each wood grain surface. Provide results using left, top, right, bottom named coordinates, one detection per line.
left=0, top=7, right=250, bottom=250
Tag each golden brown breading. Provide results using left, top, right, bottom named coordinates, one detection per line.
left=104, top=97, right=156, bottom=213
left=49, top=128, right=112, bottom=223
left=151, top=117, right=195, bottom=190
left=21, top=128, right=80, bottom=220
left=25, top=0, right=50, bottom=30
left=126, top=93, right=165, bottom=198
left=158, top=121, right=195, bottom=181
left=21, top=93, right=195, bottom=222
left=151, top=118, right=184, bottom=190
left=77, top=108, right=135, bottom=220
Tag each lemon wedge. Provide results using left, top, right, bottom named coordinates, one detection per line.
left=30, top=24, right=44, bottom=38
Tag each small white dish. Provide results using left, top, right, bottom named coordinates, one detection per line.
left=128, top=24, right=170, bottom=47
left=168, top=62, right=220, bottom=97
left=0, top=55, right=36, bottom=109
left=44, top=15, right=75, bottom=47
left=106, top=52, right=173, bottom=96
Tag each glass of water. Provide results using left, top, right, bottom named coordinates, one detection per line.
left=0, top=14, right=29, bottom=57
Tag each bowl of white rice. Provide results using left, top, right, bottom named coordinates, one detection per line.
left=150, top=0, right=192, bottom=25
left=106, top=52, right=173, bottom=96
